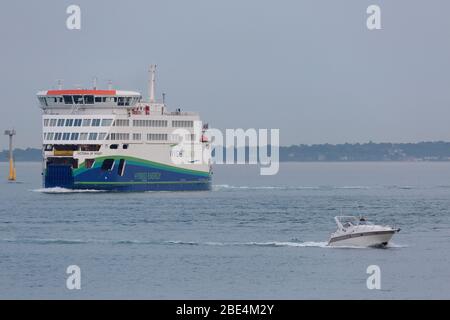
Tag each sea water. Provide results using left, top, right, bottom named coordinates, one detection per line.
left=0, top=162, right=449, bottom=299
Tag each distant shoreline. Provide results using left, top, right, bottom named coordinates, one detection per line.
left=3, top=141, right=450, bottom=162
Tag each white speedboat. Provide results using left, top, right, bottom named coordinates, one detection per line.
left=328, top=216, right=400, bottom=248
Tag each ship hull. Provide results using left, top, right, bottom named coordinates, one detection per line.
left=44, top=156, right=212, bottom=192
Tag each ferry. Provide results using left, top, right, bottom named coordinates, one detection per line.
left=37, top=66, right=212, bottom=191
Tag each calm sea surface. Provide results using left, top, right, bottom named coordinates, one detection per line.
left=0, top=162, right=449, bottom=299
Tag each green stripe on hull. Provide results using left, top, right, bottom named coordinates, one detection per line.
left=73, top=155, right=210, bottom=177
left=74, top=180, right=210, bottom=185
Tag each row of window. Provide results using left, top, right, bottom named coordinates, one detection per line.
left=172, top=120, right=194, bottom=128
left=43, top=118, right=193, bottom=128
left=44, top=118, right=113, bottom=127
left=44, top=132, right=108, bottom=141
left=114, top=119, right=130, bottom=127
left=39, top=96, right=140, bottom=107
left=109, top=133, right=130, bottom=140
left=133, top=120, right=168, bottom=127
left=112, top=133, right=169, bottom=141
left=43, top=131, right=176, bottom=142
left=147, top=133, right=168, bottom=141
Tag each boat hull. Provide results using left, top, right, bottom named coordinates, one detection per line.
left=44, top=157, right=212, bottom=192
left=328, top=230, right=396, bottom=247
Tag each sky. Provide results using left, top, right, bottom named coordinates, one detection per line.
left=1, top=0, right=450, bottom=149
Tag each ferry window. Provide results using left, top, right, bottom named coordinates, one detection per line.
left=54, top=133, right=62, bottom=140
left=133, top=133, right=141, bottom=141
left=62, top=133, right=70, bottom=140
left=109, top=133, right=129, bottom=140
left=114, top=119, right=128, bottom=127
left=110, top=144, right=119, bottom=149
left=59, top=97, right=63, bottom=103
left=92, top=119, right=101, bottom=127
left=57, top=119, right=65, bottom=126
left=85, top=159, right=95, bottom=169
left=147, top=133, right=168, bottom=141
left=101, top=159, right=115, bottom=171
left=123, top=144, right=129, bottom=149
left=84, top=95, right=94, bottom=104
left=70, top=133, right=79, bottom=140
left=74, top=119, right=82, bottom=127
left=44, top=144, right=53, bottom=151
left=95, top=97, right=102, bottom=103
left=118, top=97, right=125, bottom=106
left=50, top=119, right=57, bottom=127
left=172, top=120, right=194, bottom=128
left=43, top=133, right=47, bottom=140
left=73, top=95, right=83, bottom=104
left=43, top=119, right=49, bottom=127
left=40, top=97, right=48, bottom=106
left=63, top=95, right=73, bottom=104
left=79, top=133, right=88, bottom=140
left=101, top=119, right=113, bottom=126
left=65, top=119, right=74, bottom=126
left=98, top=133, right=107, bottom=140
left=118, top=159, right=126, bottom=176
left=82, top=119, right=91, bottom=127
left=45, top=98, right=54, bottom=105
left=47, top=132, right=54, bottom=140
left=88, top=133, right=98, bottom=140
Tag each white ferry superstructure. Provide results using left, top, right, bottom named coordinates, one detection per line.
left=37, top=67, right=212, bottom=191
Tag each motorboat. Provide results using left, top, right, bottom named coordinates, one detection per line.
left=328, top=216, right=400, bottom=247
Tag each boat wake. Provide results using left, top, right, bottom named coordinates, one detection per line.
left=32, top=187, right=106, bottom=194
left=214, top=185, right=377, bottom=191
left=0, top=237, right=405, bottom=249
left=212, top=184, right=449, bottom=191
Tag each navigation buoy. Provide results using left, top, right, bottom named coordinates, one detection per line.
left=4, top=129, right=16, bottom=181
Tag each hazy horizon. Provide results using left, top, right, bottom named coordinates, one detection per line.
left=1, top=0, right=450, bottom=149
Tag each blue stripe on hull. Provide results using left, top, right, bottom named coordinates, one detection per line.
left=74, top=181, right=211, bottom=192
left=45, top=163, right=211, bottom=192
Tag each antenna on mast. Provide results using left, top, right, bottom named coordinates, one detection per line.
left=149, top=64, right=156, bottom=103
left=57, top=80, right=63, bottom=90
left=93, top=77, right=98, bottom=90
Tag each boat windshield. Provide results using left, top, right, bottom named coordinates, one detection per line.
left=359, top=218, right=368, bottom=225
left=336, top=216, right=374, bottom=229
left=343, top=222, right=354, bottom=228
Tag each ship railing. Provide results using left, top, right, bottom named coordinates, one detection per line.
left=164, top=111, right=198, bottom=116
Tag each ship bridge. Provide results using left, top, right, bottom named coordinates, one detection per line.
left=37, top=89, right=142, bottom=108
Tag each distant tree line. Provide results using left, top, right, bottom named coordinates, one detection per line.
left=0, top=148, right=41, bottom=162
left=280, top=141, right=450, bottom=161
left=3, top=142, right=450, bottom=162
